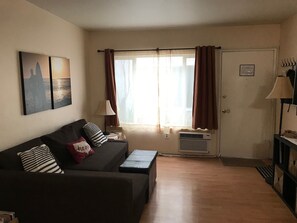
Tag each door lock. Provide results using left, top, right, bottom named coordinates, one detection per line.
left=222, top=109, right=230, bottom=113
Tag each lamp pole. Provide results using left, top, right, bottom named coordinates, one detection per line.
left=279, top=100, right=284, bottom=135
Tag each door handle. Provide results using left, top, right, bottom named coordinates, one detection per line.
left=222, top=109, right=230, bottom=113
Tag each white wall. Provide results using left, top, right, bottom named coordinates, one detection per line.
left=88, top=24, right=280, bottom=155
left=0, top=0, right=88, bottom=150
left=279, top=13, right=297, bottom=133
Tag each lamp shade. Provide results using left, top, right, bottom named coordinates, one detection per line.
left=266, top=76, right=293, bottom=99
left=95, top=100, right=116, bottom=116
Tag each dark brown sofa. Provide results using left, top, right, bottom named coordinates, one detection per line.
left=0, top=119, right=148, bottom=223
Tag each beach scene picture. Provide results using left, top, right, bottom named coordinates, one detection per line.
left=19, top=52, right=52, bottom=115
left=50, top=57, right=72, bottom=109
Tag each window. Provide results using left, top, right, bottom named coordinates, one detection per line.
left=114, top=50, right=195, bottom=127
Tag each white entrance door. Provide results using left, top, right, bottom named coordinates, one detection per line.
left=220, top=50, right=276, bottom=159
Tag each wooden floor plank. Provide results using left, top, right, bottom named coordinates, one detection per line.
left=140, top=157, right=297, bottom=223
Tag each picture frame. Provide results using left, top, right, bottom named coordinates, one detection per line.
left=239, top=64, right=255, bottom=76
left=19, top=52, right=52, bottom=115
left=49, top=56, right=72, bottom=109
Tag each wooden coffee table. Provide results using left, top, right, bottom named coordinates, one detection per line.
left=119, top=149, right=158, bottom=200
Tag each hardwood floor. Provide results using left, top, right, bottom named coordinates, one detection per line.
left=140, top=156, right=297, bottom=223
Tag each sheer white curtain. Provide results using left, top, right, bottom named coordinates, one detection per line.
left=114, top=49, right=195, bottom=128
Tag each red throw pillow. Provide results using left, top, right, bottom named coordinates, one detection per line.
left=67, top=137, right=95, bottom=163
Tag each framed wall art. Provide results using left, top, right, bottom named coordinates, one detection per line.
left=49, top=56, right=72, bottom=109
left=239, top=64, right=255, bottom=76
left=19, top=52, right=52, bottom=115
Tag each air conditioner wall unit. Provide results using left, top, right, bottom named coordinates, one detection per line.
left=179, top=132, right=211, bottom=154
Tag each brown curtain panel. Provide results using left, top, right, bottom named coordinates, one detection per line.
left=104, top=49, right=119, bottom=126
left=192, top=46, right=218, bottom=130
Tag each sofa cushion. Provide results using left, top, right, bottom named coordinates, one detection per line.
left=65, top=169, right=149, bottom=199
left=41, top=126, right=80, bottom=166
left=18, top=144, right=64, bottom=174
left=62, top=119, right=87, bottom=138
left=63, top=141, right=128, bottom=172
left=41, top=119, right=89, bottom=166
left=0, top=137, right=43, bottom=170
left=67, top=137, right=94, bottom=163
left=83, top=122, right=107, bottom=147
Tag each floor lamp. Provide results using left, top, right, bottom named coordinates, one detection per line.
left=95, top=100, right=116, bottom=135
left=266, top=76, right=293, bottom=135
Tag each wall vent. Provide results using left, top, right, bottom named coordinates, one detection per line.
left=179, top=132, right=211, bottom=154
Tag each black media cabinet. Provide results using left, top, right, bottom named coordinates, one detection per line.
left=273, top=134, right=297, bottom=217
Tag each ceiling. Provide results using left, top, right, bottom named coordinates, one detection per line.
left=26, top=0, right=297, bottom=30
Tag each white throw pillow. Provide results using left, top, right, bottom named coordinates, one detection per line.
left=18, top=144, right=64, bottom=174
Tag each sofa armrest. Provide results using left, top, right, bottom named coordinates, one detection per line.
left=0, top=170, right=136, bottom=223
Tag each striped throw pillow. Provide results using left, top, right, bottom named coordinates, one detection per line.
left=18, top=144, right=64, bottom=174
left=83, top=122, right=107, bottom=147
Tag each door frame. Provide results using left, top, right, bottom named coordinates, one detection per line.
left=217, top=48, right=278, bottom=157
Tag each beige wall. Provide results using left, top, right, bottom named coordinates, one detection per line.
left=0, top=0, right=88, bottom=150
left=88, top=24, right=280, bottom=155
left=279, top=13, right=297, bottom=133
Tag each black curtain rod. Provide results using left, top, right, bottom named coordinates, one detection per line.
left=97, top=46, right=221, bottom=53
